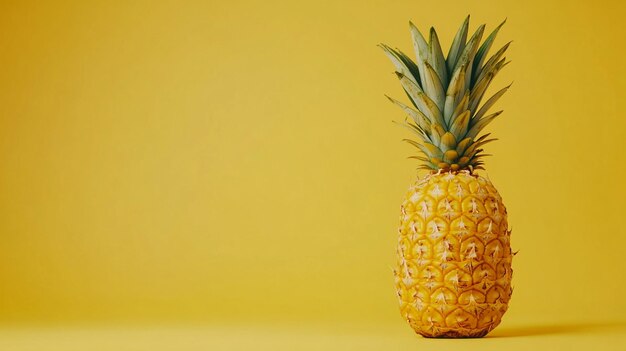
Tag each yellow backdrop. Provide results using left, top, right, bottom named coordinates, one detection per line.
left=1, top=0, right=625, bottom=337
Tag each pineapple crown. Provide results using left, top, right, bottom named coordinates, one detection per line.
left=380, top=16, right=511, bottom=172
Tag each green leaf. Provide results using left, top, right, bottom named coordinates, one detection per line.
left=396, top=72, right=444, bottom=127
left=395, top=49, right=422, bottom=86
left=432, top=123, right=446, bottom=137
left=408, top=155, right=430, bottom=162
left=439, top=132, right=457, bottom=152
left=410, top=156, right=438, bottom=169
left=409, top=21, right=429, bottom=84
left=450, top=110, right=470, bottom=138
left=473, top=133, right=492, bottom=145
left=473, top=83, right=511, bottom=120
left=385, top=95, right=431, bottom=131
left=423, top=142, right=444, bottom=158
left=405, top=120, right=424, bottom=134
left=453, top=24, right=485, bottom=91
left=446, top=15, right=469, bottom=76
left=465, top=138, right=498, bottom=156
left=469, top=72, right=494, bottom=114
left=458, top=157, right=470, bottom=166
left=472, top=19, right=506, bottom=84
left=466, top=146, right=483, bottom=160
left=449, top=91, right=470, bottom=126
left=466, top=110, right=503, bottom=139
left=443, top=65, right=466, bottom=123
left=429, top=27, right=448, bottom=85
left=474, top=56, right=508, bottom=91
left=476, top=140, right=497, bottom=149
left=468, top=154, right=492, bottom=168
left=443, top=150, right=459, bottom=163
left=470, top=59, right=509, bottom=112
left=455, top=137, right=473, bottom=155
left=429, top=123, right=442, bottom=147
left=417, top=164, right=438, bottom=170
left=379, top=44, right=420, bottom=86
left=403, top=138, right=423, bottom=151
left=395, top=71, right=423, bottom=109
left=423, top=62, right=446, bottom=111
left=404, top=139, right=443, bottom=159
left=392, top=120, right=427, bottom=141
left=475, top=42, right=511, bottom=84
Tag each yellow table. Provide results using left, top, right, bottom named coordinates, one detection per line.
left=1, top=321, right=624, bottom=351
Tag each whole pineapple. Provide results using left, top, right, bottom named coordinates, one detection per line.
left=381, top=16, right=513, bottom=338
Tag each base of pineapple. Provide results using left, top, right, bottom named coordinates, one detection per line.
left=405, top=307, right=505, bottom=338
left=407, top=313, right=502, bottom=338
left=416, top=327, right=493, bottom=338
left=418, top=330, right=489, bottom=339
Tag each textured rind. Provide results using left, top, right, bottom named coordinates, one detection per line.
left=394, top=171, right=512, bottom=338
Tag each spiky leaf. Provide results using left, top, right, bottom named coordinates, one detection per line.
left=455, top=137, right=473, bottom=155
left=473, top=83, right=511, bottom=120
left=409, top=21, right=429, bottom=82
left=439, top=132, right=456, bottom=152
left=475, top=42, right=511, bottom=84
left=450, top=110, right=470, bottom=137
left=453, top=24, right=485, bottom=91
left=428, top=28, right=448, bottom=85
left=449, top=90, right=470, bottom=125
left=379, top=44, right=419, bottom=86
left=443, top=150, right=459, bottom=163
left=472, top=19, right=506, bottom=84
left=395, top=49, right=422, bottom=86
left=382, top=18, right=510, bottom=172
left=429, top=123, right=442, bottom=147
left=466, top=110, right=503, bottom=139
left=395, top=72, right=445, bottom=126
left=470, top=59, right=509, bottom=112
left=386, top=95, right=431, bottom=131
left=446, top=15, right=469, bottom=75
left=443, top=65, right=466, bottom=123
left=422, top=62, right=446, bottom=111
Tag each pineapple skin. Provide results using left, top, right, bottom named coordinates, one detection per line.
left=395, top=171, right=512, bottom=338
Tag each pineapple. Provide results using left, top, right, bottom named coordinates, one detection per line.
left=381, top=16, right=513, bottom=338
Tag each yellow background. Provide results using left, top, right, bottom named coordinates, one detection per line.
left=1, top=0, right=625, bottom=349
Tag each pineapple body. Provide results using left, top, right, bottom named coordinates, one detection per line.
left=395, top=171, right=512, bottom=338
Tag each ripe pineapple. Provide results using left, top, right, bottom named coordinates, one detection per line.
left=381, top=16, right=513, bottom=338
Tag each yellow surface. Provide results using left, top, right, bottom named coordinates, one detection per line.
left=0, top=322, right=625, bottom=351
left=1, top=0, right=626, bottom=349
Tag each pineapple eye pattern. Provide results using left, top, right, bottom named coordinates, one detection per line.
left=396, top=172, right=512, bottom=338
